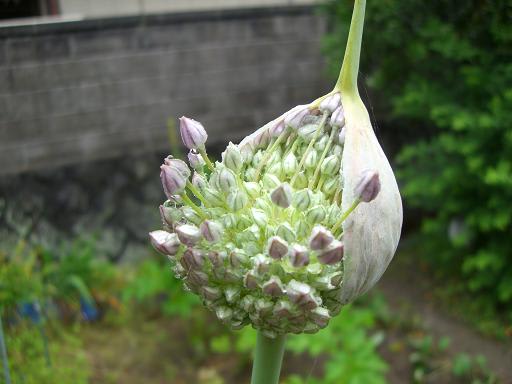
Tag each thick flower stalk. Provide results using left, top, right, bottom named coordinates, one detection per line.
left=150, top=0, right=402, bottom=382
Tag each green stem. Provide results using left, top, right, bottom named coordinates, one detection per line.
left=250, top=332, right=286, bottom=384
left=198, top=147, right=215, bottom=172
left=0, top=310, right=12, bottom=384
left=334, top=0, right=366, bottom=94
left=181, top=193, right=207, bottom=219
left=332, top=198, right=361, bottom=234
left=186, top=181, right=209, bottom=208
left=254, top=131, right=287, bottom=181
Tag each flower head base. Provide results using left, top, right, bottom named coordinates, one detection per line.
left=151, top=89, right=402, bottom=337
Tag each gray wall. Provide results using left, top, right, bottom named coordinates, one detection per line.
left=0, top=6, right=330, bottom=175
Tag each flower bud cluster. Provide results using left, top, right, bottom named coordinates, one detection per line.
left=150, top=94, right=380, bottom=338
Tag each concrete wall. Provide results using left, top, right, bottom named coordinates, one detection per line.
left=0, top=6, right=330, bottom=175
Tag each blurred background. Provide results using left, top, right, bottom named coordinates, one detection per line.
left=0, top=0, right=511, bottom=383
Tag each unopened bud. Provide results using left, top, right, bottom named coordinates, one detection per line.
left=267, top=236, right=289, bottom=259
left=227, top=189, right=248, bottom=211
left=176, top=224, right=202, bottom=246
left=304, top=150, right=318, bottom=169
left=284, top=106, right=310, bottom=129
left=320, top=155, right=340, bottom=175
left=289, top=244, right=309, bottom=267
left=182, top=206, right=202, bottom=225
left=253, top=254, right=271, bottom=274
left=262, top=276, right=285, bottom=297
left=222, top=142, right=243, bottom=172
left=229, top=249, right=248, bottom=267
left=355, top=169, right=381, bottom=202
left=216, top=167, right=237, bottom=193
left=202, top=286, right=222, bottom=301
left=309, top=226, right=334, bottom=250
left=269, top=120, right=286, bottom=137
left=160, top=164, right=187, bottom=197
left=251, top=208, right=268, bottom=227
left=179, top=116, right=208, bottom=150
left=338, top=127, right=346, bottom=145
left=319, top=92, right=341, bottom=113
left=159, top=205, right=182, bottom=227
left=286, top=280, right=312, bottom=305
left=283, top=153, right=298, bottom=175
left=215, top=306, right=233, bottom=322
left=244, top=182, right=260, bottom=198
left=297, top=124, right=318, bottom=141
left=322, top=178, right=339, bottom=195
left=149, top=230, right=180, bottom=255
left=293, top=189, right=312, bottom=210
left=270, top=183, right=292, bottom=208
left=262, top=174, right=281, bottom=190
left=294, top=172, right=308, bottom=189
left=192, top=172, right=207, bottom=190
left=181, top=248, right=204, bottom=269
left=310, top=307, right=330, bottom=328
left=164, top=157, right=191, bottom=177
left=200, top=220, right=223, bottom=243
left=273, top=300, right=293, bottom=317
left=276, top=223, right=295, bottom=243
left=318, top=240, right=344, bottom=265
left=244, top=270, right=259, bottom=289
left=330, top=105, right=345, bottom=128
left=306, top=205, right=326, bottom=223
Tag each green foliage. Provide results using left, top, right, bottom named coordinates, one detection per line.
left=121, top=257, right=199, bottom=317
left=0, top=323, right=89, bottom=384
left=284, top=303, right=387, bottom=384
left=323, top=0, right=512, bottom=315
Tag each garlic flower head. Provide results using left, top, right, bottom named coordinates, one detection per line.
left=150, top=0, right=402, bottom=338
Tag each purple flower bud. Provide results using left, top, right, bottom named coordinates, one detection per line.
left=181, top=248, right=204, bottom=269
left=270, top=183, right=292, bottom=208
left=273, top=301, right=293, bottom=317
left=330, top=105, right=345, bottom=128
left=179, top=116, right=208, bottom=150
left=187, top=150, right=205, bottom=170
left=175, top=224, right=202, bottom=246
left=207, top=250, right=226, bottom=267
left=191, top=172, right=207, bottom=190
left=149, top=230, right=180, bottom=255
left=253, top=129, right=271, bottom=149
left=319, top=92, right=341, bottom=113
left=286, top=280, right=313, bottom=306
left=262, top=276, right=285, bottom=297
left=202, top=286, right=222, bottom=301
left=164, top=157, right=191, bottom=178
left=310, top=307, right=330, bottom=328
left=160, top=165, right=187, bottom=198
left=200, top=220, right=223, bottom=243
left=188, top=270, right=209, bottom=286
left=244, top=270, right=259, bottom=289
left=289, top=244, right=309, bottom=267
left=267, top=236, right=289, bottom=259
left=284, top=106, right=310, bottom=129
left=269, top=120, right=286, bottom=137
left=309, top=226, right=334, bottom=250
left=252, top=254, right=270, bottom=274
left=318, top=240, right=344, bottom=265
left=355, top=169, right=381, bottom=202
left=229, top=249, right=248, bottom=267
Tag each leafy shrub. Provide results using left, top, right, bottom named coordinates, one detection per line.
left=323, top=0, right=512, bottom=315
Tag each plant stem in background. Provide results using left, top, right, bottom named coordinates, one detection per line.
left=335, top=0, right=366, bottom=94
left=0, top=310, right=12, bottom=384
left=250, top=332, right=286, bottom=384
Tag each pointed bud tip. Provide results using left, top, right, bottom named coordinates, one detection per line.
left=179, top=116, right=208, bottom=150
left=355, top=170, right=381, bottom=203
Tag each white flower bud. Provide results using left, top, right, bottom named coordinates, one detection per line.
left=310, top=307, right=330, bottom=328
left=293, top=189, right=312, bottom=210
left=200, top=220, right=223, bottom=243
left=202, top=188, right=225, bottom=206
left=304, top=150, right=318, bottom=169
left=179, top=116, right=208, bottom=150
left=187, top=150, right=205, bottom=171
left=182, top=206, right=202, bottom=224
left=354, top=169, right=381, bottom=203
left=227, top=189, right=248, bottom=211
left=267, top=236, right=288, bottom=259
left=309, top=226, right=334, bottom=250
left=191, top=172, right=207, bottom=191
left=176, top=224, right=202, bottom=246
left=297, top=124, right=319, bottom=141
left=318, top=240, right=344, bottom=265
left=283, top=152, right=298, bottom=175
left=338, top=127, right=346, bottom=145
left=216, top=167, right=237, bottom=193
left=222, top=142, right=244, bottom=172
left=294, top=220, right=309, bottom=238
left=276, top=223, right=295, bottom=243
left=330, top=105, right=345, bottom=128
left=319, top=92, right=341, bottom=113
left=273, top=300, right=293, bottom=317
left=270, top=183, right=292, bottom=208
left=225, top=287, right=241, bottom=303
left=159, top=205, right=182, bottom=227
left=294, top=172, right=308, bottom=189
left=215, top=306, right=233, bottom=322
left=251, top=208, right=268, bottom=227
left=306, top=205, right=326, bottom=223
left=244, top=181, right=260, bottom=198
left=320, top=155, right=340, bottom=175
left=322, top=178, right=339, bottom=195
left=269, top=120, right=286, bottom=137
left=286, top=280, right=316, bottom=309
left=262, top=174, right=281, bottom=190
left=149, top=230, right=180, bottom=255
left=289, top=244, right=309, bottom=267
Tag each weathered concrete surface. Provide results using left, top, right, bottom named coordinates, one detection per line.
left=0, top=6, right=330, bottom=175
